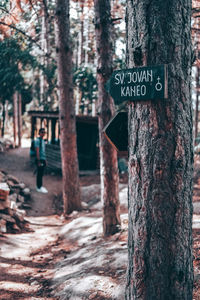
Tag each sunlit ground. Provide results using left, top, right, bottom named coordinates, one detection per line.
left=0, top=215, right=63, bottom=299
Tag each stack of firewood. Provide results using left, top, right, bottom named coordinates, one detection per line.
left=0, top=170, right=31, bottom=233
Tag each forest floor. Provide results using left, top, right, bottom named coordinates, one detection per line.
left=0, top=146, right=200, bottom=299
left=0, top=146, right=128, bottom=299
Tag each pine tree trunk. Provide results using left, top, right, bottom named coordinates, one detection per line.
left=126, top=1, right=193, bottom=299
left=18, top=93, right=22, bottom=148
left=80, top=3, right=84, bottom=65
left=94, top=0, right=121, bottom=236
left=40, top=14, right=46, bottom=106
left=55, top=0, right=81, bottom=215
left=2, top=101, right=5, bottom=137
left=195, top=67, right=199, bottom=143
left=5, top=100, right=9, bottom=129
left=13, top=92, right=18, bottom=148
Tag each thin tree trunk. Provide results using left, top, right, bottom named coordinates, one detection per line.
left=94, top=0, right=121, bottom=236
left=18, top=93, right=22, bottom=148
left=13, top=92, right=18, bottom=148
left=126, top=1, right=193, bottom=299
left=40, top=14, right=46, bottom=106
left=31, top=117, right=36, bottom=140
left=80, top=3, right=84, bottom=65
left=5, top=100, right=9, bottom=128
left=2, top=101, right=5, bottom=137
left=195, top=67, right=199, bottom=144
left=85, top=13, right=89, bottom=65
left=55, top=0, right=81, bottom=215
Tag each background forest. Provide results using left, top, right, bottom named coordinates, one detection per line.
left=1, top=0, right=200, bottom=145
left=0, top=0, right=126, bottom=139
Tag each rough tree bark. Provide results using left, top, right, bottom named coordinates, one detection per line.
left=55, top=0, right=81, bottom=215
left=126, top=0, right=193, bottom=299
left=94, top=0, right=121, bottom=236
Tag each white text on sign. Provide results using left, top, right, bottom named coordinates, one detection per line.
left=114, top=70, right=153, bottom=85
left=121, top=85, right=146, bottom=97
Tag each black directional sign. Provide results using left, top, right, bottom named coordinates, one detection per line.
left=107, top=65, right=168, bottom=105
left=103, top=111, right=128, bottom=153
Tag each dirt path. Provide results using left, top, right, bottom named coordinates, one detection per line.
left=0, top=147, right=63, bottom=216
left=0, top=215, right=64, bottom=299
left=0, top=148, right=65, bottom=299
left=0, top=147, right=129, bottom=300
left=0, top=147, right=106, bottom=299
left=1, top=148, right=200, bottom=299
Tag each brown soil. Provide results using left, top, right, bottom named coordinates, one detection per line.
left=0, top=147, right=102, bottom=216
left=0, top=147, right=200, bottom=299
left=0, top=147, right=102, bottom=299
left=0, top=147, right=128, bottom=299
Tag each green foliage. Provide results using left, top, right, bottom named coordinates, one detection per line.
left=0, top=37, right=35, bottom=104
left=73, top=65, right=97, bottom=102
left=114, top=56, right=126, bottom=70
left=41, top=63, right=57, bottom=98
left=0, top=0, right=9, bottom=9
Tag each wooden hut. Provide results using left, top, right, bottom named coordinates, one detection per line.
left=28, top=110, right=99, bottom=172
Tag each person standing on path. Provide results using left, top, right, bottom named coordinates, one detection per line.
left=35, top=128, right=48, bottom=193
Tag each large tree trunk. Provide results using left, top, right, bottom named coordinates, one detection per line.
left=94, top=0, right=121, bottom=236
left=55, top=0, right=81, bottom=215
left=126, top=1, right=193, bottom=299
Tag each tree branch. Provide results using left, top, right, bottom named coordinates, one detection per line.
left=192, top=8, right=200, bottom=14
left=111, top=17, right=122, bottom=23
left=27, top=0, right=40, bottom=18
left=0, top=6, right=10, bottom=14
left=0, top=21, right=55, bottom=63
left=0, top=21, right=42, bottom=48
left=192, top=27, right=200, bottom=32
left=0, top=6, right=19, bottom=22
